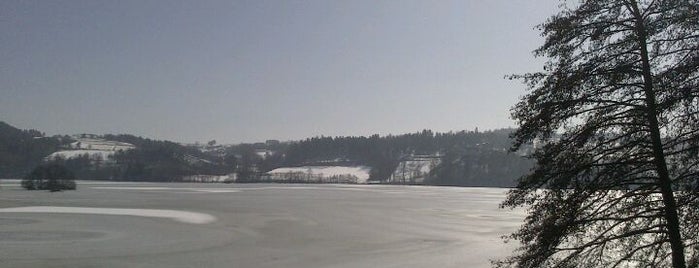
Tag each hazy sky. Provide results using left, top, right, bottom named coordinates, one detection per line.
left=1, top=0, right=559, bottom=143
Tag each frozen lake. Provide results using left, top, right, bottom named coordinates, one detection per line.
left=0, top=181, right=524, bottom=268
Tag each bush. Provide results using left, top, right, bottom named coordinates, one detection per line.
left=22, top=164, right=76, bottom=191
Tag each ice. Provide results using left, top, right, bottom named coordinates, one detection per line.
left=0, top=182, right=524, bottom=267
left=92, top=186, right=241, bottom=193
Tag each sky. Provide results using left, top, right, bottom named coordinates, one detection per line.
left=1, top=0, right=560, bottom=144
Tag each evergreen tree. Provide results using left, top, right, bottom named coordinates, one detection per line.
left=22, top=164, right=76, bottom=191
left=501, top=1, right=698, bottom=267
left=0, top=121, right=62, bottom=177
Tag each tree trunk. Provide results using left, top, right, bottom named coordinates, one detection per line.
left=630, top=1, right=687, bottom=267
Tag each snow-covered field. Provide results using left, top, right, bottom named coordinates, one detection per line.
left=0, top=181, right=523, bottom=268
left=70, top=138, right=135, bottom=151
left=46, top=149, right=116, bottom=161
left=390, top=157, right=440, bottom=184
left=181, top=174, right=235, bottom=183
left=267, top=165, right=371, bottom=183
left=45, top=137, right=135, bottom=161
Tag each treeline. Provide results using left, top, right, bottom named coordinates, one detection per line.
left=0, top=121, right=64, bottom=177
left=1, top=120, right=532, bottom=186
left=427, top=146, right=532, bottom=187
left=0, top=121, right=232, bottom=181
left=227, top=129, right=533, bottom=186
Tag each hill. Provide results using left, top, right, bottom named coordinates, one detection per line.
left=0, top=121, right=233, bottom=181
left=225, top=129, right=533, bottom=187
left=0, top=121, right=63, bottom=178
left=52, top=134, right=233, bottom=181
left=1, top=121, right=532, bottom=186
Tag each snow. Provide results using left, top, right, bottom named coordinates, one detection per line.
left=46, top=137, right=135, bottom=162
left=0, top=184, right=523, bottom=267
left=182, top=174, right=236, bottom=183
left=46, top=150, right=115, bottom=161
left=0, top=206, right=217, bottom=224
left=70, top=138, right=135, bottom=151
left=92, top=186, right=241, bottom=193
left=182, top=154, right=213, bottom=165
left=390, top=156, right=441, bottom=184
left=268, top=166, right=371, bottom=183
left=255, top=149, right=273, bottom=159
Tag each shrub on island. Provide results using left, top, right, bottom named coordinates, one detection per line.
left=22, top=164, right=76, bottom=191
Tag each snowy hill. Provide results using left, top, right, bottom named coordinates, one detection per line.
left=46, top=150, right=116, bottom=161
left=389, top=155, right=441, bottom=184
left=69, top=138, right=135, bottom=151
left=46, top=137, right=135, bottom=162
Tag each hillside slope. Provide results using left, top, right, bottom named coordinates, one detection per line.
left=0, top=121, right=63, bottom=177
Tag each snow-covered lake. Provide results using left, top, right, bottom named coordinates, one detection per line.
left=0, top=181, right=524, bottom=268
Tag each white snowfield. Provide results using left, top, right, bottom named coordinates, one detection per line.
left=267, top=166, right=371, bottom=183
left=70, top=138, right=135, bottom=151
left=255, top=149, right=273, bottom=159
left=46, top=150, right=116, bottom=161
left=390, top=157, right=440, bottom=184
left=182, top=174, right=236, bottom=183
left=45, top=137, right=135, bottom=161
left=0, top=206, right=216, bottom=224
